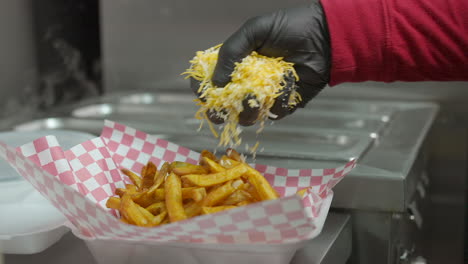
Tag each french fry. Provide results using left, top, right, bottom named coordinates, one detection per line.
left=106, top=197, right=121, bottom=209
left=145, top=202, right=166, bottom=215
left=120, top=194, right=148, bottom=226
left=121, top=169, right=142, bottom=189
left=236, top=201, right=250, bottom=206
left=296, top=188, right=308, bottom=197
left=150, top=211, right=167, bottom=226
left=152, top=162, right=169, bottom=190
left=202, top=157, right=226, bottom=173
left=120, top=218, right=131, bottom=224
left=154, top=189, right=165, bottom=201
left=182, top=164, right=248, bottom=187
left=133, top=191, right=160, bottom=207
left=206, top=183, right=222, bottom=193
left=202, top=181, right=236, bottom=206
left=171, top=161, right=208, bottom=176
left=125, top=184, right=138, bottom=192
left=219, top=155, right=240, bottom=169
left=244, top=182, right=262, bottom=202
left=165, top=172, right=187, bottom=222
left=245, top=166, right=279, bottom=200
left=181, top=177, right=196, bottom=188
left=141, top=161, right=157, bottom=190
left=137, top=205, right=156, bottom=223
left=182, top=187, right=207, bottom=202
left=231, top=179, right=244, bottom=189
left=115, top=187, right=138, bottom=197
left=141, top=165, right=147, bottom=179
left=201, top=150, right=218, bottom=162
left=184, top=202, right=202, bottom=218
left=226, top=148, right=242, bottom=162
left=153, top=187, right=207, bottom=202
left=146, top=161, right=157, bottom=177
left=200, top=150, right=218, bottom=171
left=223, top=189, right=252, bottom=205
left=202, top=206, right=237, bottom=215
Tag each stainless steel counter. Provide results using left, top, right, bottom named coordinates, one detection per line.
left=5, top=91, right=439, bottom=212
left=4, top=213, right=351, bottom=264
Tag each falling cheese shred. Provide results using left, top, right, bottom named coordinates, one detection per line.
left=182, top=44, right=300, bottom=151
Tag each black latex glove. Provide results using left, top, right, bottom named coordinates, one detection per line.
left=191, top=1, right=331, bottom=126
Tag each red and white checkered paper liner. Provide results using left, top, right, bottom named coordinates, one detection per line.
left=0, top=120, right=356, bottom=245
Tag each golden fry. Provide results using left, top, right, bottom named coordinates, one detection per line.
left=219, top=155, right=240, bottom=169
left=120, top=194, right=148, bottom=226
left=149, top=211, right=167, bottom=226
left=223, top=189, right=252, bottom=205
left=244, top=183, right=262, bottom=202
left=245, top=166, right=279, bottom=200
left=184, top=202, right=202, bottom=218
left=236, top=201, right=251, bottom=206
left=125, top=184, right=138, bottom=192
left=133, top=191, right=160, bottom=208
left=152, top=162, right=169, bottom=190
left=182, top=187, right=207, bottom=202
left=171, top=161, right=208, bottom=176
left=121, top=169, right=142, bottom=189
left=202, top=206, right=237, bottom=215
left=226, top=148, right=242, bottom=162
left=120, top=218, right=131, bottom=224
left=202, top=181, right=236, bottom=206
left=202, top=157, right=226, bottom=173
left=153, top=187, right=207, bottom=202
left=181, top=177, right=196, bottom=188
left=141, top=165, right=147, bottom=179
left=137, top=205, right=156, bottom=223
left=201, top=150, right=218, bottom=162
left=296, top=188, right=308, bottom=197
left=145, top=202, right=166, bottom=215
left=106, top=197, right=121, bottom=209
left=182, top=164, right=248, bottom=187
left=141, top=162, right=157, bottom=190
left=165, top=172, right=187, bottom=222
left=146, top=161, right=157, bottom=177
left=115, top=187, right=138, bottom=198
left=153, top=189, right=165, bottom=201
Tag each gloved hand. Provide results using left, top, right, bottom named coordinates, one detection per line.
left=191, top=1, right=331, bottom=126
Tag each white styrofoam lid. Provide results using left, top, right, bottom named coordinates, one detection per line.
left=0, top=130, right=95, bottom=238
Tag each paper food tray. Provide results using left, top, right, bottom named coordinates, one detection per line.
left=0, top=120, right=356, bottom=264
left=0, top=130, right=96, bottom=254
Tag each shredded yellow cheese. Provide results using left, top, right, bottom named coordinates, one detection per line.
left=182, top=44, right=300, bottom=149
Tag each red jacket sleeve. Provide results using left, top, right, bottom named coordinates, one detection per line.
left=320, top=0, right=468, bottom=86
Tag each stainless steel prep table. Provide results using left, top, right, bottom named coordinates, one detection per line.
left=4, top=213, right=351, bottom=264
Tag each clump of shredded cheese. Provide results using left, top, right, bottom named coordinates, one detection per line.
left=183, top=44, right=301, bottom=150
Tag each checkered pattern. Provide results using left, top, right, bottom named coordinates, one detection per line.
left=101, top=121, right=200, bottom=171
left=0, top=120, right=356, bottom=245
left=65, top=138, right=125, bottom=208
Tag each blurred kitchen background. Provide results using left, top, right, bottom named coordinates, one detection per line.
left=1, top=0, right=466, bottom=264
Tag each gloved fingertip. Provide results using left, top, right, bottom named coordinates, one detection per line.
left=211, top=73, right=231, bottom=88
left=207, top=109, right=226, bottom=125
left=268, top=76, right=296, bottom=120
left=190, top=78, right=206, bottom=102
left=238, top=94, right=260, bottom=126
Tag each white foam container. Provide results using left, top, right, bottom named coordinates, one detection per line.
left=0, top=130, right=95, bottom=254
left=83, top=193, right=333, bottom=264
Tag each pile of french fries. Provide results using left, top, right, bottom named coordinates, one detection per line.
left=106, top=149, right=279, bottom=227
